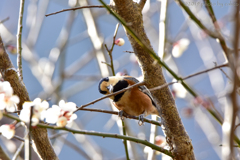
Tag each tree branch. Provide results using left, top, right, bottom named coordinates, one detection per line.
left=45, top=5, right=104, bottom=17
left=78, top=108, right=162, bottom=126
left=17, top=0, right=25, bottom=81
left=0, top=17, right=9, bottom=24
left=3, top=113, right=172, bottom=158
left=139, top=0, right=147, bottom=11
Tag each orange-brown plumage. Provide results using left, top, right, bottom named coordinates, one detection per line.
left=98, top=76, right=158, bottom=118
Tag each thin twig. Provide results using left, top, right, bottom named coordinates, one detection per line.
left=203, top=0, right=229, bottom=61
left=79, top=108, right=162, bottom=126
left=77, top=81, right=145, bottom=110
left=3, top=113, right=172, bottom=157
left=149, top=63, right=229, bottom=92
left=101, top=60, right=111, bottom=67
left=104, top=23, right=120, bottom=76
left=17, top=0, right=25, bottom=81
left=123, top=51, right=134, bottom=53
left=214, top=62, right=232, bottom=81
left=45, top=5, right=104, bottom=17
left=219, top=144, right=240, bottom=147
left=0, top=17, right=9, bottom=24
left=149, top=82, right=176, bottom=92
left=181, top=63, right=228, bottom=80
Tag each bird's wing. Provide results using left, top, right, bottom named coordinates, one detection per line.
left=123, top=76, right=157, bottom=107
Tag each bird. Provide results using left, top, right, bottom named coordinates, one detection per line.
left=98, top=76, right=159, bottom=124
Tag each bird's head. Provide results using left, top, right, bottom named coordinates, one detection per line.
left=98, top=76, right=126, bottom=95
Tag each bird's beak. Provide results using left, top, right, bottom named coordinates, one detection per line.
left=107, top=85, right=113, bottom=93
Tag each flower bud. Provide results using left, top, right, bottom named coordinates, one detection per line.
left=115, top=38, right=125, bottom=46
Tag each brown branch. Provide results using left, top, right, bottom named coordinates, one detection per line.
left=229, top=2, right=240, bottom=157
left=77, top=81, right=145, bottom=110
left=182, top=63, right=228, bottom=80
left=139, top=0, right=147, bottom=11
left=45, top=5, right=104, bottom=17
left=149, top=63, right=228, bottom=91
left=0, top=17, right=9, bottom=24
left=123, top=50, right=134, bottom=53
left=78, top=108, right=162, bottom=126
left=214, top=62, right=232, bottom=81
left=0, top=36, right=58, bottom=160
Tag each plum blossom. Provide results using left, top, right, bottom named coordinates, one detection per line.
left=45, top=100, right=77, bottom=127
left=0, top=81, right=12, bottom=95
left=0, top=94, right=19, bottom=112
left=115, top=38, right=125, bottom=46
left=19, top=98, right=49, bottom=126
left=0, top=124, right=15, bottom=139
left=0, top=81, right=19, bottom=112
left=172, top=38, right=190, bottom=58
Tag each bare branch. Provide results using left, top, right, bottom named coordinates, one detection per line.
left=0, top=17, right=9, bottom=24
left=79, top=108, right=162, bottom=126
left=4, top=113, right=172, bottom=157
left=123, top=50, right=134, bottom=53
left=17, top=0, right=25, bottom=81
left=45, top=5, right=104, bottom=17
left=182, top=63, right=228, bottom=80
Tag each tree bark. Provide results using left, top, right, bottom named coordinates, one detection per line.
left=0, top=36, right=58, bottom=160
left=112, top=1, right=196, bottom=159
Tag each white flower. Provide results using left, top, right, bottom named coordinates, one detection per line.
left=57, top=116, right=68, bottom=127
left=0, top=124, right=15, bottom=139
left=0, top=81, right=13, bottom=96
left=45, top=100, right=77, bottom=127
left=32, top=98, right=49, bottom=120
left=45, top=105, right=61, bottom=124
left=115, top=38, right=125, bottom=46
left=0, top=94, right=19, bottom=112
left=172, top=38, right=190, bottom=58
left=19, top=98, right=49, bottom=126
